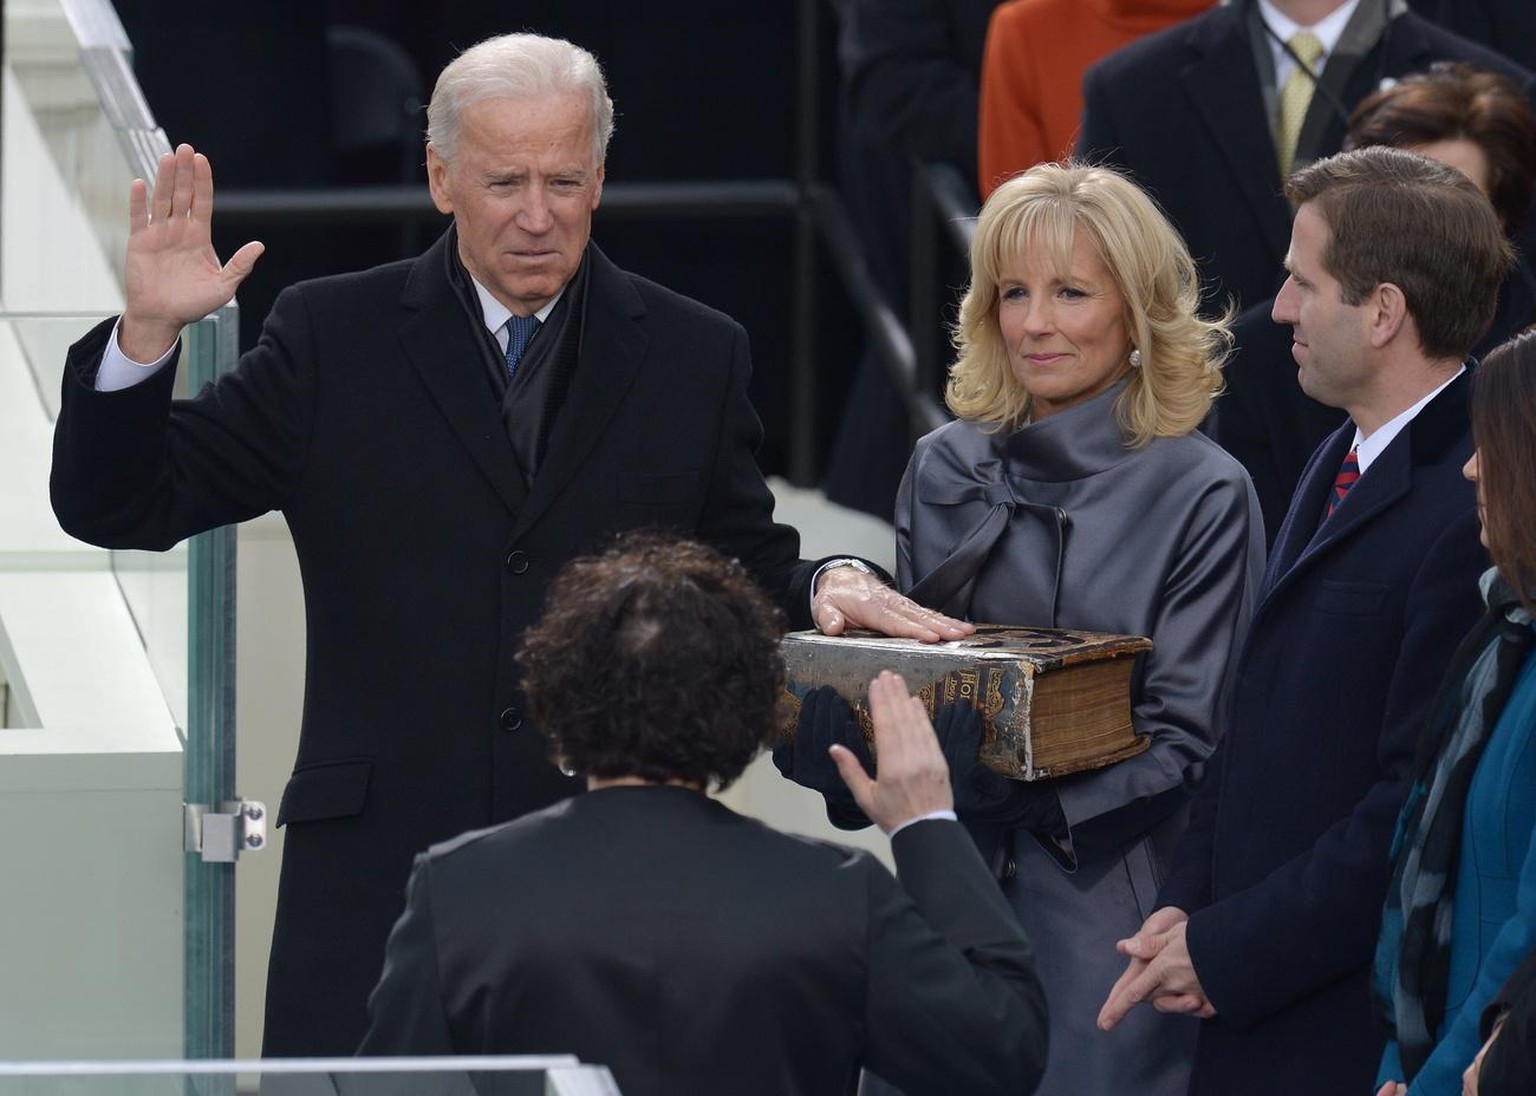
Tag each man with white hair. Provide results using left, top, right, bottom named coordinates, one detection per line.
left=50, top=32, right=965, bottom=1056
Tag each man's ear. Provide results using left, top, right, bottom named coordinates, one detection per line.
left=1367, top=282, right=1409, bottom=349
left=425, top=145, right=454, bottom=216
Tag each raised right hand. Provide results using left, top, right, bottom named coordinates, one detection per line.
left=120, top=143, right=264, bottom=362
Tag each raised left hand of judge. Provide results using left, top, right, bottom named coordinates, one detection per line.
left=812, top=565, right=973, bottom=643
left=1098, top=912, right=1214, bottom=1031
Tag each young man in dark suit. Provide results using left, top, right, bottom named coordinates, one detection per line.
left=1098, top=147, right=1510, bottom=1094
left=359, top=535, right=1049, bottom=1096
left=48, top=32, right=968, bottom=1057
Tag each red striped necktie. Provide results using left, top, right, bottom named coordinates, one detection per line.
left=1326, top=445, right=1360, bottom=518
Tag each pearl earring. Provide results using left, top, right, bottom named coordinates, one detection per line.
left=1129, top=348, right=1143, bottom=369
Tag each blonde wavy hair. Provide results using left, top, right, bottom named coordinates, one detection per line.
left=946, top=162, right=1230, bottom=443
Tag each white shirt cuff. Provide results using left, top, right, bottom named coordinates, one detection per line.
left=809, top=557, right=879, bottom=621
left=888, top=809, right=958, bottom=838
left=95, top=318, right=177, bottom=392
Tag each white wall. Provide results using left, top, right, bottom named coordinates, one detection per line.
left=0, top=277, right=182, bottom=1063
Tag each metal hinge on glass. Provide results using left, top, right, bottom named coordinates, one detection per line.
left=184, top=800, right=269, bottom=862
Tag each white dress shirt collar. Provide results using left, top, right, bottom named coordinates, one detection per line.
left=1351, top=364, right=1464, bottom=474
left=470, top=277, right=563, bottom=353
left=1257, top=0, right=1362, bottom=90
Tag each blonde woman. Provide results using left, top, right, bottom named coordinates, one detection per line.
left=897, top=162, right=1263, bottom=1096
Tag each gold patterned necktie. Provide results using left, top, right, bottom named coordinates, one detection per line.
left=1276, top=30, right=1325, bottom=179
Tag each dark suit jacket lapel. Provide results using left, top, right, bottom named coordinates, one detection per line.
left=511, top=244, right=646, bottom=539
left=1298, top=0, right=1391, bottom=158
left=1296, top=434, right=1411, bottom=564
left=398, top=232, right=530, bottom=516
left=1263, top=424, right=1352, bottom=593
left=1178, top=9, right=1293, bottom=266
left=1312, top=5, right=1431, bottom=154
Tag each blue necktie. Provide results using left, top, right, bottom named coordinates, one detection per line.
left=504, top=314, right=540, bottom=380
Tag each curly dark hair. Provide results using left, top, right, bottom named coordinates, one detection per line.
left=518, top=533, right=787, bottom=791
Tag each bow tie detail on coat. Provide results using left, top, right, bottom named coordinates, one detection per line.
left=909, top=478, right=1019, bottom=614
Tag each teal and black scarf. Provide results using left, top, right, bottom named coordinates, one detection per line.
left=1372, top=570, right=1535, bottom=1080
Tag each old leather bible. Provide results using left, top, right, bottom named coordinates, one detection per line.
left=779, top=624, right=1152, bottom=781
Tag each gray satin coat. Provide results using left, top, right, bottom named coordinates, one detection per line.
left=894, top=380, right=1264, bottom=1096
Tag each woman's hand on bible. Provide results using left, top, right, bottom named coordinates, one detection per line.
left=771, top=687, right=874, bottom=828
left=933, top=702, right=1066, bottom=837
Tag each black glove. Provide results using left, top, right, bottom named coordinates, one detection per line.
left=771, top=686, right=874, bottom=830
left=933, top=702, right=1067, bottom=839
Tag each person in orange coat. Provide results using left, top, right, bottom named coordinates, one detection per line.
left=978, top=0, right=1213, bottom=197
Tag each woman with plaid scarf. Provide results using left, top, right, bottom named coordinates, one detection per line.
left=1374, top=328, right=1536, bottom=1095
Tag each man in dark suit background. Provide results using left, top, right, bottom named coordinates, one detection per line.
left=48, top=32, right=968, bottom=1058
left=1077, top=0, right=1532, bottom=316
left=1097, top=148, right=1508, bottom=1094
left=359, top=534, right=1049, bottom=1095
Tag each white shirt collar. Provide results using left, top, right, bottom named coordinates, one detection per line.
left=1257, top=0, right=1363, bottom=90
left=1351, top=364, right=1464, bottom=473
left=469, top=276, right=563, bottom=352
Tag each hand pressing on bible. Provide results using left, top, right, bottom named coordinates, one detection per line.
left=812, top=564, right=974, bottom=643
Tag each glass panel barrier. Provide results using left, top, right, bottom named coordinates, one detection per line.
left=178, top=310, right=242, bottom=1062
left=0, top=1060, right=622, bottom=1096
left=2, top=0, right=241, bottom=1063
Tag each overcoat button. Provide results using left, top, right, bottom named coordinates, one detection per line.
left=505, top=550, right=530, bottom=575
left=1002, top=858, right=1018, bottom=880
left=499, top=707, right=522, bottom=732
